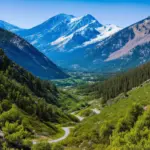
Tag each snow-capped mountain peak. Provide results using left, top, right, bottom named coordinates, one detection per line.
left=68, top=14, right=102, bottom=30
left=70, top=16, right=83, bottom=23
left=46, top=13, right=74, bottom=23
left=70, top=14, right=97, bottom=23
left=0, top=13, right=123, bottom=71
left=50, top=21, right=122, bottom=51
left=0, top=14, right=122, bottom=52
left=47, top=14, right=106, bottom=51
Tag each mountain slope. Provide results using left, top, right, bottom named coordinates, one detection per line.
left=65, top=82, right=150, bottom=150
left=86, top=16, right=150, bottom=72
left=0, top=27, right=68, bottom=79
left=17, top=14, right=104, bottom=52
left=0, top=49, right=78, bottom=149
left=64, top=57, right=150, bottom=150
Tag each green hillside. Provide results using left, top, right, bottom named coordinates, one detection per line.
left=63, top=73, right=150, bottom=149
left=2, top=45, right=150, bottom=150
left=0, top=49, right=77, bottom=149
left=80, top=61, right=150, bottom=104
left=64, top=80, right=150, bottom=150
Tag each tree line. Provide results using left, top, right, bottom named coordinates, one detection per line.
left=83, top=60, right=150, bottom=103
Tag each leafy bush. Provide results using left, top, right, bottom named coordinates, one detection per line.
left=32, top=142, right=51, bottom=150
left=52, top=143, right=64, bottom=150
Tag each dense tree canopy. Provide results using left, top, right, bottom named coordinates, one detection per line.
left=83, top=61, right=150, bottom=104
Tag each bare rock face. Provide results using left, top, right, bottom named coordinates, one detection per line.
left=86, top=17, right=150, bottom=72
left=106, top=17, right=150, bottom=61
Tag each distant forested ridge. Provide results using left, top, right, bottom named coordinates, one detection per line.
left=83, top=61, right=150, bottom=103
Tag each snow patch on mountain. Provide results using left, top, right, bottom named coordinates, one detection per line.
left=70, top=16, right=83, bottom=23
left=83, top=24, right=122, bottom=46
left=51, top=35, right=72, bottom=46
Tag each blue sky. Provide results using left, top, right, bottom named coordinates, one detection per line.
left=0, top=0, right=150, bottom=28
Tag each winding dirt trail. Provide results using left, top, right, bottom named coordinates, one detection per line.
left=48, top=127, right=73, bottom=143
left=32, top=109, right=101, bottom=144
left=45, top=112, right=84, bottom=143
left=32, top=112, right=83, bottom=144
left=32, top=127, right=73, bottom=144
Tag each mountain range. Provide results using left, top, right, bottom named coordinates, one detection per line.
left=0, top=14, right=150, bottom=73
left=0, top=14, right=122, bottom=70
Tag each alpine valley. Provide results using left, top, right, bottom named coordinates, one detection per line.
left=1, top=9, right=150, bottom=150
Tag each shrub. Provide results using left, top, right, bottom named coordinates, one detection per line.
left=32, top=142, right=51, bottom=150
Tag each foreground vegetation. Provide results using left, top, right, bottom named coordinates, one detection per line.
left=64, top=81, right=150, bottom=149
left=54, top=58, right=150, bottom=149
left=0, top=49, right=78, bottom=149
left=2, top=46, right=150, bottom=150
